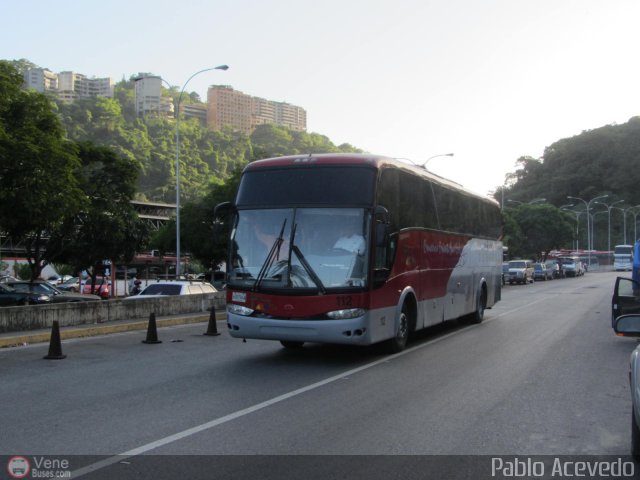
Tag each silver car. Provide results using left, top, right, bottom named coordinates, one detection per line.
left=613, top=313, right=640, bottom=459
left=505, top=259, right=534, bottom=285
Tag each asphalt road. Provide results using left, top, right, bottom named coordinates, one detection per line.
left=1, top=270, right=638, bottom=479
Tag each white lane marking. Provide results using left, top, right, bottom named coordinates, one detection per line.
left=71, top=285, right=587, bottom=476
left=72, top=324, right=469, bottom=477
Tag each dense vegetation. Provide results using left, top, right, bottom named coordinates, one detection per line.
left=0, top=61, right=145, bottom=284
left=1, top=59, right=361, bottom=277
left=497, top=117, right=640, bottom=255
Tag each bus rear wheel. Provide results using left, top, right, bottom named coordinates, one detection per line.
left=468, top=286, right=487, bottom=324
left=280, top=340, right=304, bottom=349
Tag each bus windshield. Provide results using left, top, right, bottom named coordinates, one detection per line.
left=228, top=207, right=370, bottom=291
left=615, top=245, right=633, bottom=255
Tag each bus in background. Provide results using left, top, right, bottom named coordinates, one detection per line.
left=215, top=154, right=503, bottom=353
left=614, top=244, right=633, bottom=271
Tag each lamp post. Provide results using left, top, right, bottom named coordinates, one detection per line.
left=421, top=153, right=454, bottom=170
left=174, top=65, right=229, bottom=277
left=611, top=206, right=626, bottom=245
left=591, top=210, right=609, bottom=252
left=620, top=206, right=640, bottom=245
left=595, top=200, right=624, bottom=253
left=630, top=206, right=640, bottom=244
left=561, top=206, right=582, bottom=251
left=567, top=194, right=608, bottom=264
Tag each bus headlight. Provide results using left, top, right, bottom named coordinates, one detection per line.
left=228, top=304, right=254, bottom=316
left=326, top=308, right=366, bottom=320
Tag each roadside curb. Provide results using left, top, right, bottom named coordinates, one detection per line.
left=0, top=312, right=227, bottom=348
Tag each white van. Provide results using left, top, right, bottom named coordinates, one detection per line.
left=559, top=256, right=584, bottom=277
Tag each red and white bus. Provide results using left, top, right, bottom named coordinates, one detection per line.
left=215, top=153, right=502, bottom=353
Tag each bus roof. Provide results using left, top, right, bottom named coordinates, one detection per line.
left=243, top=153, right=497, bottom=206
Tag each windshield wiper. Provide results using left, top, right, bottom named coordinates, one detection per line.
left=291, top=244, right=326, bottom=294
left=286, top=222, right=326, bottom=294
left=253, top=219, right=287, bottom=291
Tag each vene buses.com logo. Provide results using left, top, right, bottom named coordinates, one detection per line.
left=7, top=456, right=30, bottom=479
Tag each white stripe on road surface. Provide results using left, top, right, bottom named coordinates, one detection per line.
left=72, top=295, right=549, bottom=478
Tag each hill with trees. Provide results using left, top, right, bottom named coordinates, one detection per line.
left=498, top=117, right=640, bottom=207
left=497, top=116, right=640, bottom=254
left=9, top=59, right=360, bottom=204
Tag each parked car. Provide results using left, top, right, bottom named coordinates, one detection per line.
left=81, top=278, right=111, bottom=299
left=196, top=271, right=226, bottom=290
left=0, top=283, right=50, bottom=306
left=505, top=259, right=534, bottom=285
left=559, top=256, right=584, bottom=277
left=612, top=313, right=640, bottom=460
left=57, top=276, right=81, bottom=292
left=46, top=275, right=72, bottom=285
left=532, top=263, right=553, bottom=281
left=544, top=260, right=561, bottom=279
left=6, top=280, right=101, bottom=303
left=124, top=280, right=217, bottom=299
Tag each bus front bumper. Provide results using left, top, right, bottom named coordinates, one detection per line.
left=226, top=311, right=375, bottom=345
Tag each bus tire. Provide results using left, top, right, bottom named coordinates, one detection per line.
left=469, top=285, right=487, bottom=324
left=280, top=340, right=304, bottom=349
left=384, top=304, right=410, bottom=354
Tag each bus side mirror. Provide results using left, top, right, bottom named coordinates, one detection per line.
left=214, top=201, right=235, bottom=218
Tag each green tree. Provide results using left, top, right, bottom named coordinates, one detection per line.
left=47, top=142, right=148, bottom=292
left=505, top=204, right=574, bottom=260
left=0, top=60, right=85, bottom=280
left=151, top=167, right=244, bottom=270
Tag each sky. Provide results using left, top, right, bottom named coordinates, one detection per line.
left=2, top=0, right=639, bottom=196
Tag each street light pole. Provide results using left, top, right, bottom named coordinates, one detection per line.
left=567, top=194, right=608, bottom=265
left=561, top=207, right=581, bottom=251
left=174, top=65, right=229, bottom=277
left=595, top=200, right=624, bottom=253
left=421, top=153, right=454, bottom=170
left=629, top=206, right=640, bottom=244
left=620, top=206, right=640, bottom=245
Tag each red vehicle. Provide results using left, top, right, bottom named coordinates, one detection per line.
left=82, top=277, right=111, bottom=299
left=215, top=154, right=503, bottom=353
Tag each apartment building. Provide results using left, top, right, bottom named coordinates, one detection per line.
left=134, top=75, right=206, bottom=124
left=134, top=75, right=170, bottom=116
left=23, top=68, right=114, bottom=101
left=207, top=85, right=306, bottom=134
left=179, top=103, right=207, bottom=126
left=21, top=67, right=306, bottom=132
left=207, top=85, right=254, bottom=133
left=273, top=101, right=307, bottom=132
left=23, top=68, right=58, bottom=92
left=57, top=71, right=114, bottom=102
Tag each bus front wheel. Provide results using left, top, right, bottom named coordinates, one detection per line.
left=384, top=305, right=409, bottom=354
